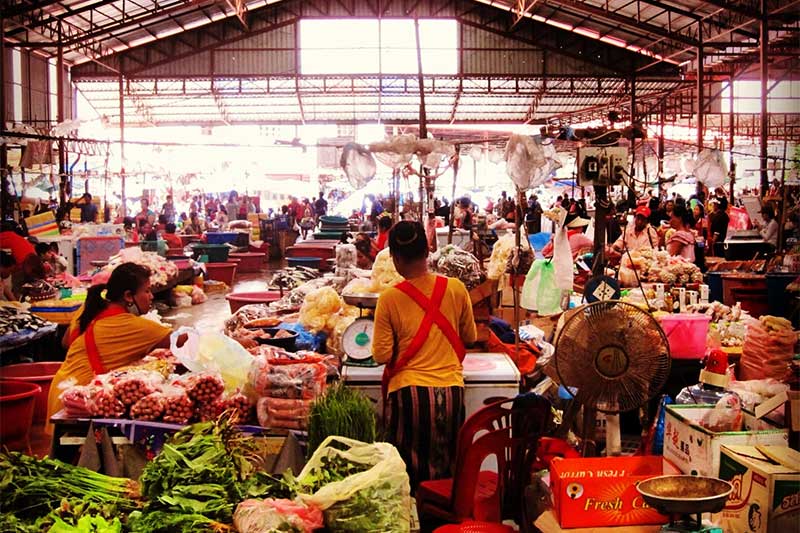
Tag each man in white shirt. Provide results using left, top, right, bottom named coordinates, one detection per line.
left=758, top=206, right=779, bottom=249
left=612, top=205, right=659, bottom=253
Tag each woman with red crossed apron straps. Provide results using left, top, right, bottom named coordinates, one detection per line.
left=372, top=221, right=478, bottom=492
left=47, top=263, right=184, bottom=427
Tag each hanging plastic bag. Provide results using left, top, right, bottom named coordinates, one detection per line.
left=296, top=436, right=411, bottom=532
left=170, top=326, right=253, bottom=392
left=340, top=143, right=377, bottom=189
left=692, top=149, right=728, bottom=188
left=504, top=134, right=547, bottom=191
left=552, top=226, right=574, bottom=291
left=520, top=259, right=561, bottom=315
left=521, top=260, right=544, bottom=311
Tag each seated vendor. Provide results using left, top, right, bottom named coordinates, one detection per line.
left=0, top=221, right=46, bottom=296
left=182, top=211, right=206, bottom=235
left=162, top=223, right=183, bottom=249
left=1, top=251, right=16, bottom=301
left=47, top=263, right=186, bottom=425
left=610, top=206, right=659, bottom=254
left=541, top=214, right=594, bottom=259
left=666, top=205, right=696, bottom=262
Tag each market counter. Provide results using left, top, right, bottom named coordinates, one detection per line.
left=342, top=352, right=520, bottom=424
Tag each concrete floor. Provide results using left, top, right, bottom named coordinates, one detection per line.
left=26, top=262, right=285, bottom=458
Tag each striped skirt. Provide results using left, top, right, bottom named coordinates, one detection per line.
left=387, top=385, right=464, bottom=491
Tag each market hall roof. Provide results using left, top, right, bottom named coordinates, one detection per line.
left=3, top=0, right=798, bottom=126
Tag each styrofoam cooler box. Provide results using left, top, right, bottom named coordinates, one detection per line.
left=76, top=236, right=124, bottom=275
left=342, top=352, right=520, bottom=427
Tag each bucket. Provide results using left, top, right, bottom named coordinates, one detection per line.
left=192, top=244, right=230, bottom=262
left=205, top=262, right=237, bottom=286
left=228, top=252, right=264, bottom=273
left=0, top=380, right=41, bottom=447
left=0, top=362, right=61, bottom=422
left=287, top=256, right=322, bottom=269
left=226, top=290, right=282, bottom=313
left=658, top=313, right=711, bottom=359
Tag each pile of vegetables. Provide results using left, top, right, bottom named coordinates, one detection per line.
left=428, top=245, right=485, bottom=290
left=0, top=451, right=141, bottom=532
left=307, top=383, right=377, bottom=457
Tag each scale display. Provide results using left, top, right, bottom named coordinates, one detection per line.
left=342, top=317, right=375, bottom=362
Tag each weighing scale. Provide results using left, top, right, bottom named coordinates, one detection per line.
left=637, top=475, right=731, bottom=533
left=341, top=293, right=380, bottom=366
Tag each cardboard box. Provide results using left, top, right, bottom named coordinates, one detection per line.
left=550, top=456, right=668, bottom=529
left=663, top=405, right=788, bottom=478
left=715, top=445, right=800, bottom=533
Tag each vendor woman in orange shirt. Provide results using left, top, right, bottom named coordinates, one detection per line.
left=372, top=221, right=477, bottom=490
left=47, top=262, right=185, bottom=423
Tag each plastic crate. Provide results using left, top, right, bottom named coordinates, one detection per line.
left=206, top=232, right=239, bottom=244
left=191, top=244, right=230, bottom=262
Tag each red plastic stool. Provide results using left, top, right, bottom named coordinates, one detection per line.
left=434, top=521, right=514, bottom=533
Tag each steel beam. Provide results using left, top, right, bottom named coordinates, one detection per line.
left=697, top=23, right=704, bottom=153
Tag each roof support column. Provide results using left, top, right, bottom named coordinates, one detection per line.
left=57, top=23, right=68, bottom=207
left=759, top=0, right=769, bottom=197
left=119, top=73, right=126, bottom=217
left=0, top=14, right=10, bottom=219
left=729, top=73, right=736, bottom=201
left=658, top=99, right=665, bottom=198
left=630, top=74, right=636, bottom=196
left=696, top=22, right=704, bottom=154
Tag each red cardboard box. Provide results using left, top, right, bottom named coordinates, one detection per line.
left=550, top=456, right=669, bottom=528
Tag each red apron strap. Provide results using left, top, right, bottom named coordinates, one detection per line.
left=381, top=276, right=466, bottom=399
left=79, top=305, right=127, bottom=376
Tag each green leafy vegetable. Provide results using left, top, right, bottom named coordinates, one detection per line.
left=307, top=384, right=376, bottom=457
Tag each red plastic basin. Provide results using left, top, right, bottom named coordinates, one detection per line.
left=228, top=252, right=264, bottom=273
left=1, top=380, right=41, bottom=447
left=205, top=262, right=237, bottom=286
left=0, top=362, right=61, bottom=422
left=226, top=290, right=282, bottom=313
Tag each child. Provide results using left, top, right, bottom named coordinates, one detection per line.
left=162, top=223, right=182, bottom=249
left=36, top=242, right=68, bottom=276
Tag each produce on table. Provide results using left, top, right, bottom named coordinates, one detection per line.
left=112, top=370, right=163, bottom=406
left=160, top=385, right=195, bottom=424
left=428, top=245, right=485, bottom=290
left=688, top=302, right=749, bottom=348
left=0, top=304, right=52, bottom=336
left=741, top=315, right=798, bottom=380
left=90, top=386, right=126, bottom=418
left=619, top=248, right=703, bottom=286
left=130, top=392, right=167, bottom=421
left=102, top=249, right=179, bottom=291
left=296, top=436, right=411, bottom=533
left=135, top=418, right=268, bottom=528
left=60, top=385, right=94, bottom=417
left=307, top=383, right=376, bottom=457
left=256, top=397, right=313, bottom=430
left=174, top=372, right=226, bottom=405
left=270, top=266, right=320, bottom=292
left=298, top=286, right=346, bottom=333
left=234, top=498, right=323, bottom=533
left=0, top=451, right=140, bottom=532
left=249, top=354, right=328, bottom=401
left=341, top=277, right=374, bottom=296
left=371, top=248, right=403, bottom=292
left=224, top=304, right=274, bottom=333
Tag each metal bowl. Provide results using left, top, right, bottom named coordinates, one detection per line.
left=636, top=475, right=733, bottom=516
left=342, top=293, right=380, bottom=308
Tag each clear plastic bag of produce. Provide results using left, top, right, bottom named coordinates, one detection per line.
left=741, top=316, right=797, bottom=380
left=299, top=287, right=345, bottom=333
left=234, top=498, right=324, bottom=533
left=225, top=303, right=274, bottom=333
left=428, top=245, right=484, bottom=290
left=371, top=248, right=403, bottom=292
left=297, top=436, right=411, bottom=533
left=160, top=385, right=195, bottom=424
left=170, top=326, right=253, bottom=392
left=130, top=391, right=167, bottom=421
left=172, top=371, right=225, bottom=405
left=111, top=370, right=165, bottom=406
left=89, top=384, right=126, bottom=418
left=249, top=354, right=327, bottom=400
left=256, top=397, right=312, bottom=429
left=59, top=382, right=95, bottom=417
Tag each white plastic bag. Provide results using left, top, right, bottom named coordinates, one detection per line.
left=297, top=436, right=411, bottom=532
left=170, top=326, right=253, bottom=392
left=552, top=226, right=574, bottom=291
left=504, top=134, right=547, bottom=191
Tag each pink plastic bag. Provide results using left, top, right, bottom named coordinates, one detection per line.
left=728, top=206, right=751, bottom=231
left=234, top=498, right=323, bottom=533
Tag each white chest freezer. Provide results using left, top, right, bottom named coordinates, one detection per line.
left=342, top=352, right=521, bottom=426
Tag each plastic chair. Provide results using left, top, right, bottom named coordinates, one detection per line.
left=434, top=521, right=515, bottom=533
left=417, top=395, right=553, bottom=524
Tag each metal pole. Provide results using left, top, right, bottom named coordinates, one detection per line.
left=119, top=73, right=126, bottom=217
left=630, top=75, right=636, bottom=195
left=729, top=73, right=736, bottom=201
left=759, top=0, right=769, bottom=197
left=697, top=23, right=704, bottom=153
left=0, top=14, right=10, bottom=219
left=448, top=146, right=460, bottom=245
left=57, top=23, right=67, bottom=207
left=658, top=100, right=665, bottom=197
